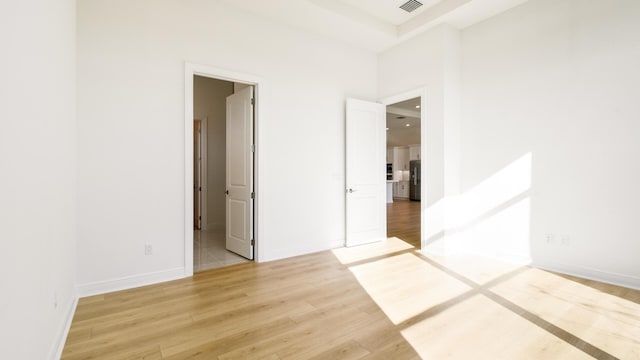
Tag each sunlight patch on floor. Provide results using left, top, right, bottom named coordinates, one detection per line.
left=491, top=268, right=640, bottom=360
left=347, top=252, right=470, bottom=325
left=331, top=236, right=640, bottom=359
left=427, top=254, right=524, bottom=285
left=401, top=294, right=593, bottom=360
left=331, top=237, right=414, bottom=265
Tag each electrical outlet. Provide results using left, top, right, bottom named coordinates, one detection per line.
left=545, top=233, right=555, bottom=244
left=145, top=244, right=153, bottom=255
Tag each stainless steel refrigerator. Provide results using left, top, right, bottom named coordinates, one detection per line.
left=410, top=160, right=421, bottom=201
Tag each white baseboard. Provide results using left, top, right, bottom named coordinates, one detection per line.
left=532, top=260, right=640, bottom=291
left=77, top=267, right=187, bottom=298
left=329, top=239, right=345, bottom=249
left=262, top=239, right=345, bottom=262
left=51, top=294, right=78, bottom=360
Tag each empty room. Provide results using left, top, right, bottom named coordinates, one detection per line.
left=2, top=0, right=639, bottom=359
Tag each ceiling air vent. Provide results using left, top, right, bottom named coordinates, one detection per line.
left=399, top=0, right=423, bottom=13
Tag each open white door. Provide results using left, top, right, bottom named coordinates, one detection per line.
left=346, top=98, right=387, bottom=247
left=226, top=86, right=254, bottom=259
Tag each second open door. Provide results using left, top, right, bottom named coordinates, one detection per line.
left=226, top=86, right=254, bottom=259
left=345, top=98, right=387, bottom=247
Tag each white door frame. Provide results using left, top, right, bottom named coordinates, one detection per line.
left=380, top=87, right=427, bottom=251
left=194, top=117, right=208, bottom=230
left=184, top=63, right=263, bottom=276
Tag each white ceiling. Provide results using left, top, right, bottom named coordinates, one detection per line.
left=387, top=97, right=421, bottom=147
left=337, top=0, right=444, bottom=26
left=220, top=0, right=528, bottom=52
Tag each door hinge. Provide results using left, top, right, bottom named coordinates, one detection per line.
left=251, top=192, right=255, bottom=199
left=251, top=239, right=255, bottom=246
left=198, top=216, right=201, bottom=220
left=251, top=144, right=255, bottom=153
left=251, top=98, right=255, bottom=105
left=199, top=187, right=202, bottom=191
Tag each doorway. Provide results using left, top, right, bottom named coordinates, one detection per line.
left=384, top=94, right=424, bottom=249
left=184, top=64, right=262, bottom=276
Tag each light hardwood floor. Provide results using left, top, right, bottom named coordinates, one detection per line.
left=63, top=201, right=640, bottom=359
left=387, top=199, right=420, bottom=248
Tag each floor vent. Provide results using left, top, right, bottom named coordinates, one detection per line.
left=399, top=0, right=423, bottom=13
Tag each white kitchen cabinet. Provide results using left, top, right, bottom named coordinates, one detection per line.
left=386, top=181, right=395, bottom=203
left=386, top=148, right=393, bottom=163
left=409, top=144, right=420, bottom=161
left=400, top=181, right=409, bottom=198
left=392, top=146, right=409, bottom=180
left=394, top=180, right=409, bottom=199
left=400, top=148, right=409, bottom=170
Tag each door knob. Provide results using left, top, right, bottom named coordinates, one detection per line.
left=225, top=190, right=229, bottom=195
left=347, top=188, right=357, bottom=193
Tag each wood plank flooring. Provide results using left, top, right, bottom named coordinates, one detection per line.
left=387, top=199, right=420, bottom=248
left=63, top=201, right=640, bottom=359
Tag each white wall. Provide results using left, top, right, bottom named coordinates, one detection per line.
left=461, top=0, right=640, bottom=287
left=76, top=0, right=377, bottom=289
left=0, top=0, right=77, bottom=358
left=193, top=76, right=233, bottom=231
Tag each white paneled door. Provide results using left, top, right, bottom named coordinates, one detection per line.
left=226, top=86, right=254, bottom=259
left=346, top=98, right=387, bottom=247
